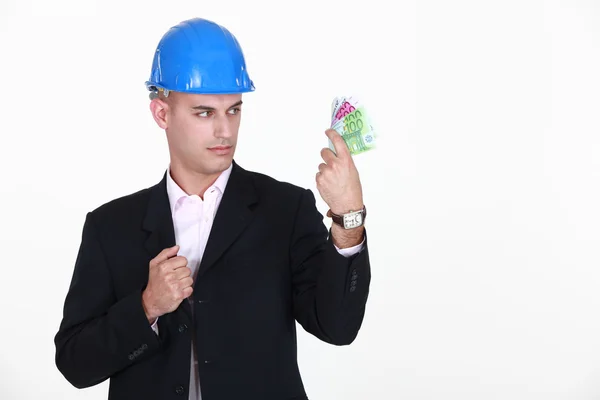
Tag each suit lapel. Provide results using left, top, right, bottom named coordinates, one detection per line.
left=195, top=161, right=258, bottom=279
left=142, top=172, right=176, bottom=257
left=141, top=172, right=193, bottom=319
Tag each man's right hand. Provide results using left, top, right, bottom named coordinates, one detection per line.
left=141, top=245, right=193, bottom=323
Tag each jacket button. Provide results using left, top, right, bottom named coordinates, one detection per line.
left=174, top=385, right=185, bottom=395
left=178, top=323, right=188, bottom=333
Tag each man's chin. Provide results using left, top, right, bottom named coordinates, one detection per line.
left=203, top=157, right=233, bottom=174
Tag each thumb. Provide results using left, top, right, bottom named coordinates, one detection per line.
left=325, top=129, right=350, bottom=160
left=150, top=245, right=180, bottom=268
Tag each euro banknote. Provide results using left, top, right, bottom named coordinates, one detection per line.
left=328, top=95, right=376, bottom=156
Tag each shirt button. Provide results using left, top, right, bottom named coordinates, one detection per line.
left=178, top=323, right=188, bottom=333
left=174, top=385, right=185, bottom=395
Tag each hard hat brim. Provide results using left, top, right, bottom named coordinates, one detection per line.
left=145, top=82, right=255, bottom=95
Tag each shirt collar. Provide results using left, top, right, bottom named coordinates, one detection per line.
left=166, top=162, right=233, bottom=215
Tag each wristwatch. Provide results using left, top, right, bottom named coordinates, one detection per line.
left=327, top=206, right=367, bottom=229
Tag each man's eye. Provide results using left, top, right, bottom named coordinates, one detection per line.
left=198, top=111, right=211, bottom=117
left=228, top=107, right=241, bottom=115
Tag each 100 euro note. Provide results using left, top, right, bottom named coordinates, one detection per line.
left=328, top=96, right=376, bottom=156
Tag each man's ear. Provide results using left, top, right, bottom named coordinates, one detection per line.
left=149, top=98, right=169, bottom=129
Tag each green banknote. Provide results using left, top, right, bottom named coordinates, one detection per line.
left=329, top=96, right=376, bottom=156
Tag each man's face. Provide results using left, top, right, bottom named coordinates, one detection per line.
left=152, top=92, right=243, bottom=177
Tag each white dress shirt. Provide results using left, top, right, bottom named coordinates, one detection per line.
left=151, top=163, right=364, bottom=399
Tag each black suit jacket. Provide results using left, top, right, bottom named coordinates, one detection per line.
left=54, top=161, right=371, bottom=400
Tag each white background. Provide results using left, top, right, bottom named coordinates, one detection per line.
left=1, top=0, right=599, bottom=399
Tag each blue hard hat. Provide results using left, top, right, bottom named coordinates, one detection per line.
left=145, top=18, right=255, bottom=95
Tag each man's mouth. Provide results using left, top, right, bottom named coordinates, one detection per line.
left=208, top=145, right=232, bottom=155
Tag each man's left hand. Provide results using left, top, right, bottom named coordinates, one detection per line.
left=315, top=129, right=365, bottom=247
left=316, top=129, right=363, bottom=213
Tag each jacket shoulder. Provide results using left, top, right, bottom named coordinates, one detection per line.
left=87, top=185, right=155, bottom=223
left=244, top=168, right=311, bottom=199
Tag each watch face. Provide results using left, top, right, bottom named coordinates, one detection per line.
left=343, top=212, right=363, bottom=229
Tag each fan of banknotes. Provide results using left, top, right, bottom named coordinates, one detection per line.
left=329, top=95, right=377, bottom=156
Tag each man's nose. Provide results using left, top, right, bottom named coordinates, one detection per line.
left=214, top=115, right=233, bottom=138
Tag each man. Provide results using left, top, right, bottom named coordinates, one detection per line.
left=54, top=17, right=371, bottom=400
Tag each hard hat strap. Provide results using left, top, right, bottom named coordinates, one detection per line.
left=149, top=87, right=170, bottom=100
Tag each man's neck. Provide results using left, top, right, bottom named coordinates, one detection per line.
left=169, top=164, right=222, bottom=200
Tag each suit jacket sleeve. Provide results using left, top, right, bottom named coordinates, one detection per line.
left=54, top=212, right=162, bottom=388
left=290, top=189, right=371, bottom=345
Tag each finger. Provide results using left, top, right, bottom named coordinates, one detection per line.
left=179, top=277, right=194, bottom=288
left=318, top=163, right=328, bottom=174
left=182, top=286, right=193, bottom=298
left=161, top=255, right=188, bottom=271
left=315, top=171, right=324, bottom=185
left=325, top=129, right=349, bottom=160
left=150, top=245, right=180, bottom=268
left=174, top=266, right=192, bottom=280
left=320, top=147, right=336, bottom=164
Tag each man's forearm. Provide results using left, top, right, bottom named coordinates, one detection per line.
left=55, top=290, right=161, bottom=388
